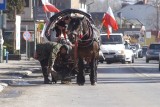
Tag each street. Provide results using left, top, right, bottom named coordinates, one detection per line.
left=0, top=58, right=160, bottom=107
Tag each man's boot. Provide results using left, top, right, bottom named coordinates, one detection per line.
left=42, top=66, right=51, bottom=84
left=51, top=71, right=57, bottom=83
left=44, top=77, right=51, bottom=84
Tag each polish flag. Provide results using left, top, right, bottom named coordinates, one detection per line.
left=102, top=6, right=118, bottom=38
left=41, top=0, right=60, bottom=13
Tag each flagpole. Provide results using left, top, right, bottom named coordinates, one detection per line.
left=107, top=0, right=109, bottom=9
left=99, top=0, right=109, bottom=32
left=99, top=19, right=105, bottom=33
left=33, top=0, right=37, bottom=54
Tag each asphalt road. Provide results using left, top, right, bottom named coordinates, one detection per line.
left=0, top=58, right=160, bottom=107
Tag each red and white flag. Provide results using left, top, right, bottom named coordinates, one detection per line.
left=102, top=6, right=118, bottom=38
left=41, top=0, right=60, bottom=13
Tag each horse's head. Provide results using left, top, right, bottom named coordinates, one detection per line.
left=67, top=17, right=84, bottom=42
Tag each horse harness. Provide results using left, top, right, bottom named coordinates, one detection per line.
left=75, top=17, right=95, bottom=48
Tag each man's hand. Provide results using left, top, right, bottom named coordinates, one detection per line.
left=47, top=66, right=54, bottom=73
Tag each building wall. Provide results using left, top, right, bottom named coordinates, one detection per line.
left=71, top=0, right=87, bottom=12
left=55, top=0, right=71, bottom=10
left=20, top=0, right=33, bottom=20
left=71, top=0, right=79, bottom=9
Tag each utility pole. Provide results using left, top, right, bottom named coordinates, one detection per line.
left=0, top=0, right=6, bottom=62
left=0, top=30, right=3, bottom=63
left=33, top=0, right=37, bottom=54
left=10, top=0, right=17, bottom=54
left=156, top=0, right=159, bottom=39
left=14, top=5, right=17, bottom=54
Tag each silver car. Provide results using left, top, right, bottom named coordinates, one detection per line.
left=146, top=43, right=160, bottom=63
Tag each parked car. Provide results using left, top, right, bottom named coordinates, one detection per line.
left=146, top=43, right=160, bottom=63
left=130, top=43, right=143, bottom=58
left=142, top=45, right=148, bottom=57
left=98, top=49, right=105, bottom=63
left=124, top=42, right=135, bottom=63
left=130, top=45, right=137, bottom=58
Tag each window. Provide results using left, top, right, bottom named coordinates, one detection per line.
left=24, top=0, right=29, bottom=7
left=36, top=0, right=43, bottom=6
left=149, top=44, right=160, bottom=50
left=101, top=35, right=123, bottom=44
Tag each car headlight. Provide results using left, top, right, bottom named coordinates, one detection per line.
left=117, top=50, right=125, bottom=54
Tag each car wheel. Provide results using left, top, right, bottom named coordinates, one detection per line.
left=132, top=56, right=134, bottom=63
left=135, top=54, right=138, bottom=59
left=99, top=61, right=103, bottom=63
left=159, top=61, right=160, bottom=71
left=106, top=61, right=111, bottom=64
left=146, top=58, right=149, bottom=63
left=122, top=60, right=126, bottom=64
left=140, top=53, right=143, bottom=58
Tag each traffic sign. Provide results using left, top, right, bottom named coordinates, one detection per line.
left=0, top=0, right=6, bottom=10
left=23, top=31, right=31, bottom=41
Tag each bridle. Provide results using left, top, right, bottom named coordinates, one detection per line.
left=68, top=17, right=93, bottom=43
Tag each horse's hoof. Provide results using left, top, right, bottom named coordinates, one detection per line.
left=91, top=82, right=97, bottom=86
left=44, top=81, right=52, bottom=84
left=78, top=83, right=84, bottom=86
left=52, top=81, right=57, bottom=84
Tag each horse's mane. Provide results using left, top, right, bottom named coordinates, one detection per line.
left=81, top=17, right=93, bottom=40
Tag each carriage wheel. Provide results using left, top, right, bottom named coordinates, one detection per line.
left=159, top=58, right=160, bottom=71
left=77, top=58, right=85, bottom=85
left=90, top=59, right=97, bottom=85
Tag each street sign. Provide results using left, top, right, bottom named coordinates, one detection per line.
left=23, top=31, right=31, bottom=41
left=0, top=0, right=6, bottom=10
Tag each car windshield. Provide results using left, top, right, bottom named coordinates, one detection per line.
left=142, top=47, right=147, bottom=51
left=149, top=44, right=160, bottom=50
left=101, top=35, right=123, bottom=44
left=130, top=46, right=136, bottom=49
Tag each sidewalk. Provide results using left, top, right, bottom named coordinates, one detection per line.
left=0, top=58, right=40, bottom=92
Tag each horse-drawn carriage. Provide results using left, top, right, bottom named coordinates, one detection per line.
left=36, top=9, right=100, bottom=85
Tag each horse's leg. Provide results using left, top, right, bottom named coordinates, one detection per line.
left=90, top=58, right=97, bottom=85
left=77, top=58, right=85, bottom=85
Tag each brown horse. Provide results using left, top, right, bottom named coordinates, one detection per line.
left=67, top=17, right=100, bottom=85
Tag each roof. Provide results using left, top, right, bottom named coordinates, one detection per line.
left=114, top=4, right=156, bottom=30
